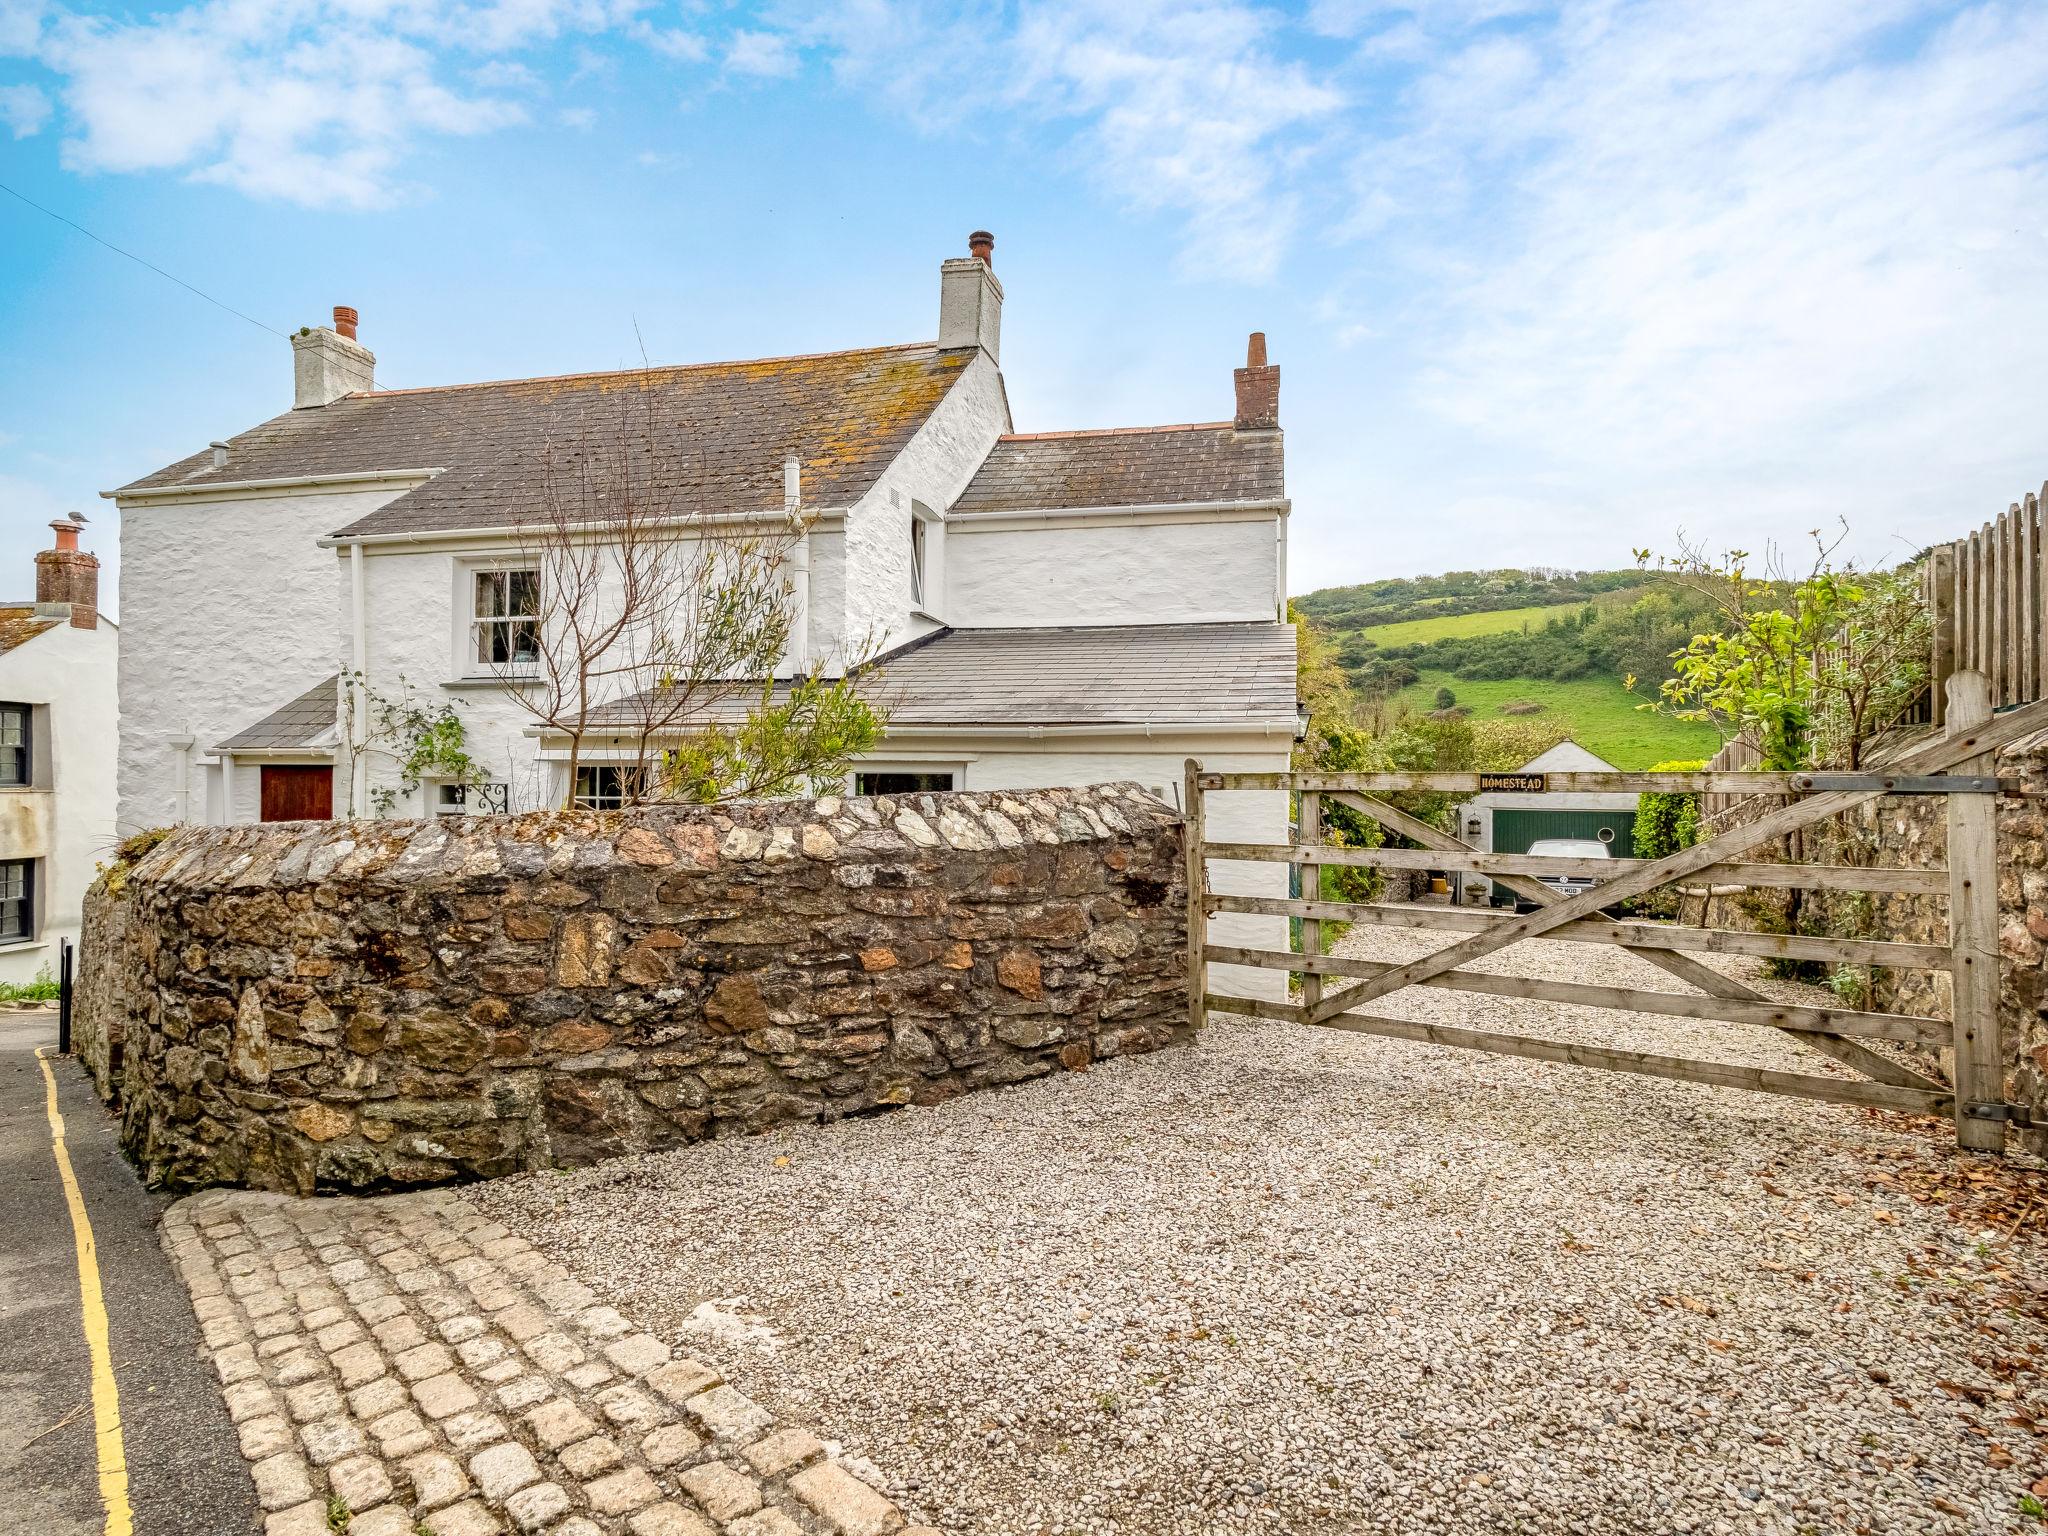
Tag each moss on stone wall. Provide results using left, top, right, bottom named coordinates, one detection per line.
left=79, top=786, right=1189, bottom=1193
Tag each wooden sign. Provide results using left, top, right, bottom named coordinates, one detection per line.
left=1478, top=772, right=1547, bottom=793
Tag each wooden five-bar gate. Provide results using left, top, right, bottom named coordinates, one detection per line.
left=1184, top=673, right=2048, bottom=1153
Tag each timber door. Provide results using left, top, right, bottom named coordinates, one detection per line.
left=260, top=765, right=333, bottom=822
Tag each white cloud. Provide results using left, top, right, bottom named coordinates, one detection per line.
left=725, top=28, right=796, bottom=78
left=792, top=0, right=1344, bottom=282
left=0, top=80, right=48, bottom=134
left=6, top=0, right=667, bottom=207
left=1331, top=0, right=2048, bottom=565
left=558, top=104, right=595, bottom=128
left=636, top=23, right=708, bottom=63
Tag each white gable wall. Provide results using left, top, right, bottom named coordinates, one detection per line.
left=840, top=350, right=1009, bottom=661
left=944, top=512, right=1283, bottom=628
left=113, top=483, right=414, bottom=833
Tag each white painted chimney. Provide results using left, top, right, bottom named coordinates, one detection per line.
left=292, top=304, right=375, bottom=408
left=937, top=230, right=1002, bottom=362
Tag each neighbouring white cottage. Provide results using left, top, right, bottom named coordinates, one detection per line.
left=0, top=517, right=119, bottom=984
left=105, top=234, right=1296, bottom=999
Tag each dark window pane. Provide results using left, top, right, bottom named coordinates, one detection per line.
left=573, top=766, right=648, bottom=810
left=855, top=771, right=954, bottom=795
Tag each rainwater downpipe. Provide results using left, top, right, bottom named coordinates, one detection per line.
left=350, top=541, right=369, bottom=815
left=784, top=456, right=810, bottom=677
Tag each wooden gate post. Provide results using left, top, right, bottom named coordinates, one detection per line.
left=1185, top=759, right=1207, bottom=1031
left=1945, top=671, right=2006, bottom=1152
left=1299, top=789, right=1322, bottom=1013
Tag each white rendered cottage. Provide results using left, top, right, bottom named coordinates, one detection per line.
left=106, top=235, right=1295, bottom=999
left=0, top=517, right=118, bottom=983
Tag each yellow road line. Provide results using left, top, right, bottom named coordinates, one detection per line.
left=35, top=1046, right=133, bottom=1536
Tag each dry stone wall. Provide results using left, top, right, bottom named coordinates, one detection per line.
left=79, top=785, right=1187, bottom=1193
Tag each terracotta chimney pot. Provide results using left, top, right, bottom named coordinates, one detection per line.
left=968, top=230, right=994, bottom=267
left=333, top=305, right=359, bottom=341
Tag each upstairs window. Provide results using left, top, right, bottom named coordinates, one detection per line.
left=0, top=859, right=31, bottom=942
left=573, top=765, right=648, bottom=810
left=909, top=515, right=928, bottom=608
left=0, top=703, right=27, bottom=787
left=472, top=568, right=540, bottom=670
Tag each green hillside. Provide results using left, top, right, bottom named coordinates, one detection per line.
left=1362, top=599, right=1601, bottom=647
left=1295, top=566, right=1737, bottom=772
left=1391, top=673, right=1722, bottom=769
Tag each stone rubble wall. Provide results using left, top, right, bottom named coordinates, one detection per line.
left=1704, top=728, right=2048, bottom=1152
left=80, top=785, right=1188, bottom=1193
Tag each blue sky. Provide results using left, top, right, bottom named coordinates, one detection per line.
left=2, top=0, right=2045, bottom=615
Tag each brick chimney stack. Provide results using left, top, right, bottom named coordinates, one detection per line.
left=35, top=517, right=99, bottom=630
left=1233, top=331, right=1279, bottom=430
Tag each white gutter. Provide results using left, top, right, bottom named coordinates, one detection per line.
left=104, top=468, right=443, bottom=505
left=524, top=719, right=1297, bottom=745
left=944, top=497, right=1289, bottom=529
left=313, top=505, right=846, bottom=550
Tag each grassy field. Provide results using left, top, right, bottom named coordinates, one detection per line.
left=1360, top=599, right=1606, bottom=646
left=1392, top=671, right=1722, bottom=769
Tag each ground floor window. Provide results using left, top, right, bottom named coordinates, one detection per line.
left=434, top=781, right=510, bottom=815
left=0, top=859, right=32, bottom=942
left=573, top=764, right=648, bottom=810
left=854, top=770, right=955, bottom=795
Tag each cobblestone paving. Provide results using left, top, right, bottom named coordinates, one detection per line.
left=165, top=1186, right=930, bottom=1536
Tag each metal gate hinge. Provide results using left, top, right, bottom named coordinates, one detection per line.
left=1789, top=773, right=2005, bottom=795
left=1964, top=1101, right=2034, bottom=1128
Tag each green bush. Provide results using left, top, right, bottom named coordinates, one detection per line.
left=0, top=965, right=60, bottom=1003
left=1632, top=759, right=1706, bottom=918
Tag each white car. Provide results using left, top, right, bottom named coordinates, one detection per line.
left=1511, top=837, right=1613, bottom=911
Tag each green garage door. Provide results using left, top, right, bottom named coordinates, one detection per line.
left=1493, top=808, right=1636, bottom=856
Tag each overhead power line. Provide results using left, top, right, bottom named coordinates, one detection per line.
left=0, top=178, right=290, bottom=340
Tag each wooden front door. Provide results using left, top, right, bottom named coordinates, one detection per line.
left=260, top=765, right=333, bottom=822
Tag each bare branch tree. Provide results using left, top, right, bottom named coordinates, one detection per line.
left=488, top=381, right=883, bottom=808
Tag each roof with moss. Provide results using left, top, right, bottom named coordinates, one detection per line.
left=950, top=423, right=1283, bottom=514
left=0, top=606, right=59, bottom=656
left=114, top=342, right=977, bottom=539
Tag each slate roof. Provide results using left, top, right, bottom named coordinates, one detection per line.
left=215, top=674, right=340, bottom=753
left=115, top=343, right=976, bottom=539
left=0, top=606, right=58, bottom=657
left=584, top=623, right=1298, bottom=731
left=949, top=424, right=1284, bottom=516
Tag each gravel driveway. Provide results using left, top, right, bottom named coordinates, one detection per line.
left=468, top=921, right=2048, bottom=1536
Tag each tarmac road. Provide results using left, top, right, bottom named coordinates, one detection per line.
left=0, top=1012, right=256, bottom=1534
